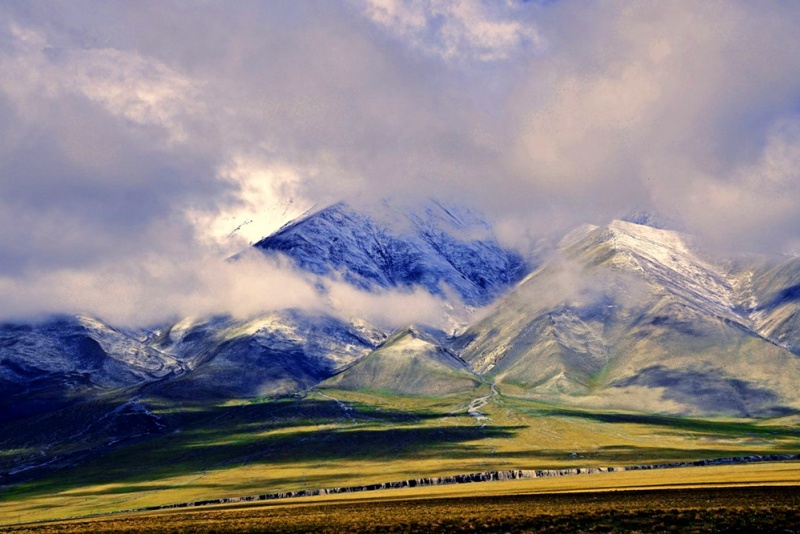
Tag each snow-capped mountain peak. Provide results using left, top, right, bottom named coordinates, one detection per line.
left=253, top=199, right=528, bottom=306
left=568, top=220, right=736, bottom=318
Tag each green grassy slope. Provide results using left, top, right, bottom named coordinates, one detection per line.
left=321, top=329, right=480, bottom=396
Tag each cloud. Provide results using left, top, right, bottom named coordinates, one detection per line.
left=185, top=155, right=316, bottom=252
left=2, top=1, right=800, bottom=325
left=360, top=0, right=542, bottom=62
left=325, top=280, right=467, bottom=332
left=0, top=23, right=200, bottom=145
left=0, top=17, right=221, bottom=279
left=680, top=118, right=800, bottom=254
left=497, top=1, right=800, bottom=251
left=0, top=251, right=319, bottom=326
left=0, top=247, right=461, bottom=331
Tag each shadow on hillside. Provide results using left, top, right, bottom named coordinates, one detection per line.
left=467, top=444, right=800, bottom=467
left=609, top=366, right=791, bottom=417
left=760, top=283, right=800, bottom=311
left=3, top=395, right=522, bottom=500
left=153, top=395, right=446, bottom=429
left=532, top=408, right=800, bottom=439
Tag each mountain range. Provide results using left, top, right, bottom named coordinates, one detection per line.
left=1, top=199, right=524, bottom=419
left=3, top=199, right=800, bottom=484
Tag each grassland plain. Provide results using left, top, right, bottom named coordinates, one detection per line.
left=4, top=484, right=800, bottom=533
left=2, top=387, right=800, bottom=526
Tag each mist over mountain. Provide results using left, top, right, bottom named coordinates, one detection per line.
left=0, top=200, right=523, bottom=420
left=5, top=200, right=800, bottom=419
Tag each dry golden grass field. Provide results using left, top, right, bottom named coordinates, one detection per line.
left=4, top=483, right=800, bottom=533
left=4, top=462, right=800, bottom=533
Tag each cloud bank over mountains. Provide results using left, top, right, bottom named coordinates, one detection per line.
left=2, top=1, right=800, bottom=324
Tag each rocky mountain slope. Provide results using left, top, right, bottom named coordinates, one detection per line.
left=151, top=310, right=385, bottom=399
left=728, top=255, right=800, bottom=356
left=0, top=315, right=185, bottom=423
left=254, top=199, right=527, bottom=307
left=452, top=220, right=800, bottom=417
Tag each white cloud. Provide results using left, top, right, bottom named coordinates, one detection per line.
left=0, top=251, right=322, bottom=326
left=680, top=118, right=800, bottom=254
left=0, top=247, right=466, bottom=331
left=514, top=63, right=662, bottom=193
left=185, top=155, right=316, bottom=252
left=3, top=2, right=800, bottom=325
left=64, top=48, right=201, bottom=144
left=360, top=0, right=541, bottom=62
left=325, top=280, right=465, bottom=331
left=0, top=22, right=200, bottom=144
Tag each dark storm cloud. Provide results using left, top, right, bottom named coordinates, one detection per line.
left=1, top=1, right=800, bottom=324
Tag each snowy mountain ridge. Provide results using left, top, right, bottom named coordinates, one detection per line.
left=253, top=199, right=528, bottom=307
left=5, top=204, right=800, bottom=422
left=596, top=220, right=737, bottom=317
left=453, top=217, right=800, bottom=416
